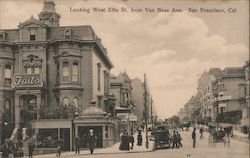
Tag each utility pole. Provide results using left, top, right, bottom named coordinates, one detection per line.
left=144, top=73, right=149, bottom=149
left=151, top=96, right=154, bottom=129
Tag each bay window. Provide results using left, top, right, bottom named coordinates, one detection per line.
left=62, top=62, right=69, bottom=82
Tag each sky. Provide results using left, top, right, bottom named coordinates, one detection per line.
left=0, top=0, right=249, bottom=119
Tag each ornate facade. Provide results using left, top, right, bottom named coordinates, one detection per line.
left=0, top=0, right=116, bottom=150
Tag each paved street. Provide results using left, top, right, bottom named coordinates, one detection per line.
left=61, top=130, right=249, bottom=158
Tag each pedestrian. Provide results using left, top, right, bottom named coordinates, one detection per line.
left=137, top=127, right=142, bottom=146
left=28, top=140, right=35, bottom=158
left=130, top=134, right=134, bottom=150
left=75, top=134, right=81, bottom=155
left=176, top=131, right=183, bottom=147
left=1, top=139, right=11, bottom=158
left=119, top=130, right=130, bottom=150
left=57, top=145, right=61, bottom=157
left=88, top=129, right=97, bottom=154
left=200, top=127, right=204, bottom=139
left=172, top=131, right=178, bottom=148
left=192, top=128, right=196, bottom=148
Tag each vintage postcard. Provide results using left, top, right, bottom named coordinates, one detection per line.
left=0, top=0, right=249, bottom=158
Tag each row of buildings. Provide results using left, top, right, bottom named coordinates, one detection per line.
left=177, top=60, right=249, bottom=128
left=0, top=0, right=156, bottom=152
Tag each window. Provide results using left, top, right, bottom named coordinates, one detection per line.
left=34, top=67, right=40, bottom=74
left=26, top=67, right=32, bottom=74
left=4, top=100, right=11, bottom=122
left=30, top=29, right=36, bottom=41
left=4, top=65, right=11, bottom=84
left=72, top=98, right=79, bottom=109
left=97, top=63, right=101, bottom=91
left=104, top=71, right=108, bottom=94
left=4, top=100, right=10, bottom=111
left=63, top=97, right=70, bottom=106
left=72, top=62, right=79, bottom=82
left=56, top=64, right=60, bottom=83
left=62, top=62, right=69, bottom=82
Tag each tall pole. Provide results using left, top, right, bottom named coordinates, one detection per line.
left=144, top=73, right=149, bottom=149
left=151, top=96, right=154, bottom=129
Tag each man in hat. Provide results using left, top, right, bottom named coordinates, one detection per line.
left=75, top=134, right=81, bottom=155
left=88, top=129, right=97, bottom=154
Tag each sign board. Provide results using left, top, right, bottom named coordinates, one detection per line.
left=12, top=74, right=43, bottom=88
left=117, top=113, right=129, bottom=120
left=129, top=114, right=137, bottom=121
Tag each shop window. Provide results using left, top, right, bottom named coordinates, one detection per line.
left=63, top=97, right=70, bottom=106
left=62, top=62, right=69, bottom=82
left=97, top=63, right=101, bottom=91
left=37, top=129, right=58, bottom=148
left=4, top=65, right=11, bottom=84
left=72, top=62, right=79, bottom=82
left=72, top=97, right=79, bottom=109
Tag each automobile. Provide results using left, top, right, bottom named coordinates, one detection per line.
left=150, top=125, right=171, bottom=150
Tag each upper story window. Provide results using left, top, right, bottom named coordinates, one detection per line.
left=26, top=67, right=40, bottom=74
left=62, top=62, right=70, bottom=82
left=97, top=63, right=101, bottom=91
left=72, top=62, right=79, bottom=82
left=0, top=32, right=6, bottom=41
left=30, top=29, right=36, bottom=41
left=4, top=65, right=11, bottom=84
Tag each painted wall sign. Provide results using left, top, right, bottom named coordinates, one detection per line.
left=12, top=74, right=43, bottom=88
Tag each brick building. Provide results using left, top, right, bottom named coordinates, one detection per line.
left=0, top=0, right=116, bottom=150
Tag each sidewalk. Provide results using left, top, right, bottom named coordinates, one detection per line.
left=33, top=131, right=154, bottom=158
left=232, top=130, right=249, bottom=144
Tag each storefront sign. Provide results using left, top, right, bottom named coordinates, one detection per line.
left=12, top=74, right=43, bottom=88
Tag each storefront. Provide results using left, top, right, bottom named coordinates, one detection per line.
left=31, top=119, right=73, bottom=151
left=74, top=105, right=115, bottom=148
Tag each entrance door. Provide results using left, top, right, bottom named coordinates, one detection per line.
left=78, top=126, right=103, bottom=148
left=60, top=128, right=70, bottom=151
left=20, top=95, right=37, bottom=127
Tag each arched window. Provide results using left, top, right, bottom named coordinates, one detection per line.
left=63, top=97, right=70, bottom=106
left=72, top=98, right=79, bottom=109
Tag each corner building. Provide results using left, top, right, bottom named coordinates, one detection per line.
left=0, top=1, right=116, bottom=151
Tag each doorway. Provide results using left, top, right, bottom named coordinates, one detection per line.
left=78, top=126, right=103, bottom=148
left=20, top=95, right=37, bottom=126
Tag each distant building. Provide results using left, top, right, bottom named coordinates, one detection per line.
left=212, top=67, right=246, bottom=124
left=109, top=71, right=135, bottom=133
left=197, top=68, right=221, bottom=122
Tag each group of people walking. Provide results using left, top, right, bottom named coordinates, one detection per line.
left=119, top=127, right=144, bottom=151
left=171, top=131, right=183, bottom=148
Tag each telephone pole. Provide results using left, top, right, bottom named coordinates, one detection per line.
left=144, top=73, right=149, bottom=149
